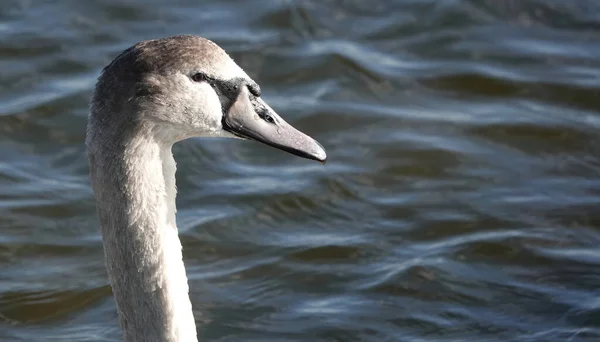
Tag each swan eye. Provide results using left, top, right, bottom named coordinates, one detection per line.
left=191, top=73, right=205, bottom=82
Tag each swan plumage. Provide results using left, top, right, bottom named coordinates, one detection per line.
left=86, top=35, right=326, bottom=342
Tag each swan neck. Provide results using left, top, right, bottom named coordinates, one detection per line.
left=88, top=131, right=198, bottom=342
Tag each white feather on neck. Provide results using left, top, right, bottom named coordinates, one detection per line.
left=89, top=127, right=198, bottom=342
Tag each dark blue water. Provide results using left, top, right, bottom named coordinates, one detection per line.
left=1, top=1, right=600, bottom=341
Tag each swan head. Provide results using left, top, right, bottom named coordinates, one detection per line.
left=89, top=35, right=326, bottom=162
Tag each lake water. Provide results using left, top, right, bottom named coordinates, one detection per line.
left=1, top=1, right=600, bottom=341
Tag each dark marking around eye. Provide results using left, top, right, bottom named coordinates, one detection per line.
left=192, top=73, right=263, bottom=115
left=248, top=83, right=261, bottom=97
left=217, top=79, right=244, bottom=102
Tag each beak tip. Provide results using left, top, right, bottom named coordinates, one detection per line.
left=315, top=150, right=327, bottom=164
left=311, top=140, right=327, bottom=164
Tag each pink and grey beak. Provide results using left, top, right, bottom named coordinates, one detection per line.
left=222, top=87, right=327, bottom=163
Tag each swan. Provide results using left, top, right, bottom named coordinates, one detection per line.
left=85, top=35, right=326, bottom=342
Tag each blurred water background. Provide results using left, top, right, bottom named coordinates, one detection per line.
left=1, top=0, right=600, bottom=341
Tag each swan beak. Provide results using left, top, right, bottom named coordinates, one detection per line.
left=222, top=87, right=327, bottom=163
